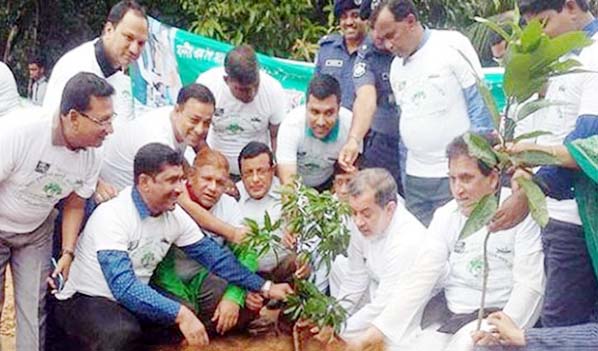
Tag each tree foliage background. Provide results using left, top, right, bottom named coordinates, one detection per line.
left=3, top=0, right=598, bottom=94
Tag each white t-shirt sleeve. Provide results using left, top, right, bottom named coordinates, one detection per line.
left=173, top=207, right=205, bottom=247
left=0, top=127, right=21, bottom=183
left=502, top=215, right=545, bottom=328
left=267, top=79, right=288, bottom=126
left=447, top=37, right=480, bottom=89
left=75, top=154, right=102, bottom=199
left=275, top=113, right=300, bottom=165
left=92, top=209, right=131, bottom=252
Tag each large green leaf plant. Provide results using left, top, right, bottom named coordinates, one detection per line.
left=461, top=7, right=593, bottom=330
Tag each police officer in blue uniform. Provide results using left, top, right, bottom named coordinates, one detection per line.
left=338, top=0, right=404, bottom=194
left=315, top=0, right=368, bottom=110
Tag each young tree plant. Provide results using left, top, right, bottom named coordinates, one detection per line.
left=280, top=179, right=352, bottom=274
left=462, top=7, right=593, bottom=330
left=279, top=179, right=352, bottom=350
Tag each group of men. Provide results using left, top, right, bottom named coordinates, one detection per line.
left=1, top=0, right=598, bottom=350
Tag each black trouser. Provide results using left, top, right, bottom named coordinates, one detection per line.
left=53, top=293, right=144, bottom=351
left=541, top=218, right=598, bottom=327
left=51, top=274, right=229, bottom=350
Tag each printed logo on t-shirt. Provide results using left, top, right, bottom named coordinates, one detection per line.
left=18, top=168, right=84, bottom=209
left=43, top=183, right=63, bottom=198
left=467, top=256, right=483, bottom=278
left=35, top=161, right=50, bottom=174
left=454, top=240, right=466, bottom=254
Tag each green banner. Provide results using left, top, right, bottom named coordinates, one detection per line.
left=131, top=17, right=505, bottom=111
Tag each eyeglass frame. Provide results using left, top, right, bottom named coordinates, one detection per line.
left=77, top=110, right=117, bottom=127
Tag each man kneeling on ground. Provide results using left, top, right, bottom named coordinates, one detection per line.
left=53, top=143, right=292, bottom=350
left=328, top=168, right=426, bottom=340
left=345, top=134, right=545, bottom=351
left=151, top=145, right=299, bottom=336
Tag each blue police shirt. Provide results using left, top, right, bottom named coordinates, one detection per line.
left=352, top=35, right=399, bottom=136
left=315, top=33, right=362, bottom=110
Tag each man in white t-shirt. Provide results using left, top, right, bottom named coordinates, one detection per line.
left=373, top=0, right=494, bottom=226
left=100, top=83, right=215, bottom=191
left=43, top=0, right=148, bottom=125
left=277, top=74, right=354, bottom=191
left=325, top=168, right=426, bottom=341
left=491, top=0, right=598, bottom=329
left=53, top=143, right=292, bottom=350
left=196, top=45, right=287, bottom=177
left=0, top=72, right=114, bottom=350
left=151, top=147, right=261, bottom=337
left=343, top=134, right=544, bottom=351
left=43, top=0, right=148, bottom=202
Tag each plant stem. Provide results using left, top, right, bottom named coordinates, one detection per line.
left=476, top=230, right=492, bottom=331
left=476, top=178, right=504, bottom=331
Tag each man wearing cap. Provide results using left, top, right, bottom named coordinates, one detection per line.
left=0, top=72, right=114, bottom=350
left=339, top=0, right=403, bottom=193
left=315, top=0, right=368, bottom=110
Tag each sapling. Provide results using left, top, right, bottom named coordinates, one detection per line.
left=461, top=6, right=593, bottom=330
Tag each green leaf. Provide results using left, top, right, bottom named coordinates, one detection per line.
left=475, top=16, right=510, bottom=41
left=519, top=20, right=543, bottom=53
left=459, top=194, right=498, bottom=240
left=513, top=130, right=552, bottom=143
left=463, top=132, right=498, bottom=169
left=264, top=211, right=272, bottom=230
left=515, top=177, right=549, bottom=227
left=510, top=150, right=560, bottom=168
left=516, top=99, right=568, bottom=122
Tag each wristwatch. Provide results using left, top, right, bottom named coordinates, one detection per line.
left=260, top=280, right=273, bottom=298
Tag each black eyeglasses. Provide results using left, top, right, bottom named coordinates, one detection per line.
left=78, top=111, right=117, bottom=127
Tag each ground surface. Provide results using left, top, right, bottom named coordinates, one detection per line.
left=0, top=272, right=383, bottom=350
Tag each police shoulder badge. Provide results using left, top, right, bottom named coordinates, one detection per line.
left=353, top=62, right=367, bottom=78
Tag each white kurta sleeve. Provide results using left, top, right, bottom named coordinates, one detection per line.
left=372, top=209, right=451, bottom=346
left=502, top=215, right=545, bottom=328
left=343, top=222, right=424, bottom=337
left=336, top=227, right=370, bottom=315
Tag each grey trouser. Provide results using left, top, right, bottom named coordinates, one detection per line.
left=0, top=211, right=55, bottom=351
left=404, top=175, right=452, bottom=227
